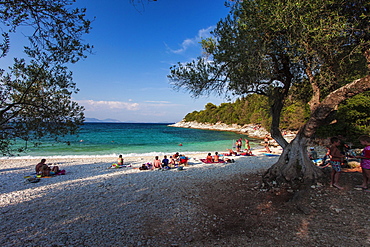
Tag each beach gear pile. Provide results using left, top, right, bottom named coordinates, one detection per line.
left=108, top=163, right=131, bottom=169
left=24, top=169, right=66, bottom=184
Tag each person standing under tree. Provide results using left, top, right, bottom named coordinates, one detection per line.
left=354, top=135, right=370, bottom=191
left=329, top=137, right=346, bottom=190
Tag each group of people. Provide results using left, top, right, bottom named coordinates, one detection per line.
left=235, top=138, right=252, bottom=153
left=206, top=152, right=221, bottom=163
left=227, top=138, right=253, bottom=156
left=205, top=152, right=235, bottom=163
left=35, top=159, right=64, bottom=176
left=139, top=153, right=189, bottom=170
left=327, top=135, right=370, bottom=190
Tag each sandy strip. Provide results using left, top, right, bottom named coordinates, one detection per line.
left=0, top=147, right=281, bottom=246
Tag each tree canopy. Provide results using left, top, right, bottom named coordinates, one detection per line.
left=0, top=0, right=92, bottom=155
left=168, top=0, right=370, bottom=186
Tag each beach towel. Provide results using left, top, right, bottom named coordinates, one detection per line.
left=240, top=152, right=255, bottom=156
left=200, top=159, right=225, bottom=164
left=262, top=153, right=280, bottom=156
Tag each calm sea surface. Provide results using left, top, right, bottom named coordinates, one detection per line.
left=6, top=123, right=262, bottom=158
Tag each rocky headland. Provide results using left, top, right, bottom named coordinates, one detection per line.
left=169, top=120, right=297, bottom=144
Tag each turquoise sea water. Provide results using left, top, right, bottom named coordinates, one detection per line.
left=5, top=123, right=262, bottom=159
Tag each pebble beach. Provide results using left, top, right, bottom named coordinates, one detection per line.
left=0, top=148, right=281, bottom=246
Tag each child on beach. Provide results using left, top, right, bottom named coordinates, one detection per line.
left=329, top=137, right=346, bottom=189
left=354, top=135, right=370, bottom=191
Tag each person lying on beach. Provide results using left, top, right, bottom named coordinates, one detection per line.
left=240, top=151, right=253, bottom=156
left=224, top=158, right=235, bottom=163
left=226, top=149, right=238, bottom=156
left=139, top=164, right=149, bottom=170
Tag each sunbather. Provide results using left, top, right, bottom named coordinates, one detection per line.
left=35, top=159, right=60, bottom=176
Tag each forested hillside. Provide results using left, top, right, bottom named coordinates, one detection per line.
left=184, top=92, right=369, bottom=140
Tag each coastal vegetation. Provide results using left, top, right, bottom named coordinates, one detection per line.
left=0, top=1, right=92, bottom=155
left=168, top=0, right=370, bottom=187
left=183, top=92, right=370, bottom=143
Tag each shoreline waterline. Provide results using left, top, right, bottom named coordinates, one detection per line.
left=0, top=146, right=272, bottom=160
left=3, top=123, right=268, bottom=159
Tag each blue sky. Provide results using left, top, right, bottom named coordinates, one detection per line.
left=69, top=0, right=234, bottom=123
left=3, top=0, right=234, bottom=123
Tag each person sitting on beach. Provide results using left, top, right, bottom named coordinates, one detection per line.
left=162, top=155, right=169, bottom=168
left=169, top=156, right=176, bottom=167
left=35, top=159, right=60, bottom=176
left=117, top=155, right=124, bottom=166
left=214, top=152, right=220, bottom=162
left=179, top=154, right=188, bottom=166
left=206, top=153, right=213, bottom=163
left=240, top=151, right=253, bottom=156
left=35, top=159, right=47, bottom=174
left=173, top=152, right=180, bottom=160
left=152, top=156, right=162, bottom=169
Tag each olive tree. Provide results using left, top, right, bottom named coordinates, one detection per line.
left=168, top=0, right=370, bottom=187
left=0, top=0, right=92, bottom=155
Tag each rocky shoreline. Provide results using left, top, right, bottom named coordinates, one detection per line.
left=169, top=120, right=296, bottom=144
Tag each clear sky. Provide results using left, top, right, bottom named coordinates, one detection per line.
left=0, top=0, right=234, bottom=123
left=65, top=0, right=233, bottom=123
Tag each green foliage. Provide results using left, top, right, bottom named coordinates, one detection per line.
left=316, top=91, right=370, bottom=140
left=184, top=91, right=369, bottom=138
left=184, top=94, right=309, bottom=130
left=280, top=99, right=310, bottom=130
left=0, top=1, right=92, bottom=155
left=169, top=0, right=370, bottom=142
left=184, top=94, right=272, bottom=130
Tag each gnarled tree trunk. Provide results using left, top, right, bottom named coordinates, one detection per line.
left=263, top=74, right=370, bottom=187
left=263, top=133, right=325, bottom=188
